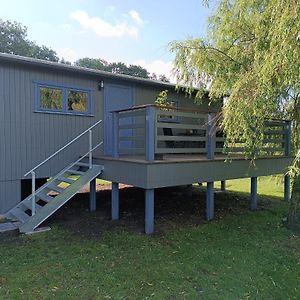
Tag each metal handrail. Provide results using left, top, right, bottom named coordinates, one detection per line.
left=24, top=119, right=102, bottom=176
left=24, top=119, right=102, bottom=216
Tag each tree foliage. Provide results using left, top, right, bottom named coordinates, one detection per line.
left=170, top=0, right=300, bottom=228
left=75, top=57, right=150, bottom=79
left=75, top=57, right=170, bottom=81
left=0, top=19, right=59, bottom=62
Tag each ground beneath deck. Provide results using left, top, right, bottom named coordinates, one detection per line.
left=29, top=183, right=273, bottom=237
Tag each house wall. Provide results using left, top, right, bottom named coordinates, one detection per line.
left=0, top=61, right=104, bottom=212
left=0, top=60, right=214, bottom=213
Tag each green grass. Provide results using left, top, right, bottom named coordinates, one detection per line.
left=0, top=177, right=299, bottom=299
left=215, top=176, right=285, bottom=197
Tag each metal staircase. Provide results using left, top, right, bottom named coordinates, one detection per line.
left=0, top=120, right=104, bottom=234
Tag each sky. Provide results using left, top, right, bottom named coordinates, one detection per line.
left=0, top=0, right=217, bottom=79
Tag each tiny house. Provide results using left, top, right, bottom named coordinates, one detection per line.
left=0, top=53, right=293, bottom=234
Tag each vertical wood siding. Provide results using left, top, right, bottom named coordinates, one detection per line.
left=0, top=62, right=104, bottom=183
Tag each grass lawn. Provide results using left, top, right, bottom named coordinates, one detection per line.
left=0, top=177, right=299, bottom=299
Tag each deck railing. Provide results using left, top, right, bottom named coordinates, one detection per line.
left=111, top=104, right=291, bottom=161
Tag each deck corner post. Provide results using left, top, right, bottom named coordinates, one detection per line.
left=112, top=111, right=119, bottom=158
left=206, top=182, right=214, bottom=221
left=207, top=113, right=216, bottom=159
left=284, top=120, right=292, bottom=157
left=146, top=106, right=155, bottom=161
left=89, top=178, right=97, bottom=211
left=112, top=182, right=119, bottom=220
left=145, top=188, right=154, bottom=234
left=250, top=177, right=258, bottom=210
left=284, top=174, right=290, bottom=202
left=221, top=180, right=226, bottom=192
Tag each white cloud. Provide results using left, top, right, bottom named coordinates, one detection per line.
left=57, top=48, right=79, bottom=62
left=128, top=10, right=144, bottom=26
left=134, top=59, right=175, bottom=82
left=70, top=10, right=139, bottom=39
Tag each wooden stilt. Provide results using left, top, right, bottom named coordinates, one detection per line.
left=89, top=178, right=96, bottom=211
left=112, top=182, right=119, bottom=220
left=206, top=182, right=214, bottom=221
left=145, top=189, right=154, bottom=234
left=284, top=175, right=290, bottom=202
left=221, top=180, right=226, bottom=192
left=250, top=177, right=257, bottom=210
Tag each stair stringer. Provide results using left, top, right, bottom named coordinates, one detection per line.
left=19, top=165, right=103, bottom=233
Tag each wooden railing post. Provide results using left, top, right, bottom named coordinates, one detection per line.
left=284, top=120, right=292, bottom=156
left=146, top=106, right=156, bottom=161
left=112, top=111, right=119, bottom=158
left=207, top=113, right=216, bottom=159
left=284, top=120, right=292, bottom=201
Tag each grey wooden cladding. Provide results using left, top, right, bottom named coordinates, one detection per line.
left=0, top=62, right=103, bottom=183
left=94, top=156, right=293, bottom=189
left=0, top=62, right=103, bottom=212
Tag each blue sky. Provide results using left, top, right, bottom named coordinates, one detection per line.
left=1, top=0, right=216, bottom=78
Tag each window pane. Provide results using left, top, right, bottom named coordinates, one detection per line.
left=40, top=87, right=63, bottom=110
left=67, top=90, right=88, bottom=113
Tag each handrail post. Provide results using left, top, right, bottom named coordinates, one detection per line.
left=284, top=120, right=292, bottom=202
left=31, top=171, right=36, bottom=216
left=112, top=111, right=119, bottom=158
left=89, top=129, right=92, bottom=168
left=146, top=106, right=156, bottom=161
left=284, top=120, right=292, bottom=156
left=207, top=113, right=216, bottom=159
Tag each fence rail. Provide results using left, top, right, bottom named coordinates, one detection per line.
left=110, top=104, right=291, bottom=161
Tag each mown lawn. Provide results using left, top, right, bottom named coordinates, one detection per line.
left=0, top=177, right=299, bottom=299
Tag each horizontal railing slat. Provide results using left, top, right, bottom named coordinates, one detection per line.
left=264, top=130, right=285, bottom=135
left=264, top=121, right=285, bottom=127
left=156, top=122, right=206, bottom=130
left=261, top=147, right=285, bottom=152
left=155, top=148, right=207, bottom=154
left=157, top=135, right=206, bottom=142
left=157, top=110, right=207, bottom=120
left=263, top=139, right=285, bottom=143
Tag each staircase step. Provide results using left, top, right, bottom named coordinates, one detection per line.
left=19, top=165, right=103, bottom=233
left=67, top=169, right=85, bottom=175
left=0, top=222, right=19, bottom=233
left=47, top=184, right=65, bottom=193
left=37, top=193, right=54, bottom=203
left=76, top=162, right=90, bottom=167
left=22, top=200, right=43, bottom=212
left=10, top=208, right=30, bottom=223
left=57, top=176, right=76, bottom=184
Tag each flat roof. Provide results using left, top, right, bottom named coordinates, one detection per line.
left=0, top=52, right=178, bottom=89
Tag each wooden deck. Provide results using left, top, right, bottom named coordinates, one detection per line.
left=93, top=155, right=293, bottom=189
left=91, top=105, right=293, bottom=234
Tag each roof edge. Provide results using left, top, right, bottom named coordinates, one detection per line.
left=0, top=52, right=178, bottom=89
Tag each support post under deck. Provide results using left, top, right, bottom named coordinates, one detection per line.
left=221, top=180, right=226, bottom=192
left=250, top=177, right=257, bottom=210
left=284, top=175, right=290, bottom=202
left=145, top=189, right=154, bottom=234
left=206, top=182, right=214, bottom=221
left=112, top=182, right=119, bottom=220
left=89, top=178, right=96, bottom=211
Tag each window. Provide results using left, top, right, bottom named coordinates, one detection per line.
left=34, top=81, right=93, bottom=116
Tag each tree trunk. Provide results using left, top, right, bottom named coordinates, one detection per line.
left=287, top=174, right=300, bottom=231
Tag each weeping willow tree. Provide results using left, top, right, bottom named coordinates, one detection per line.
left=170, top=0, right=300, bottom=229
